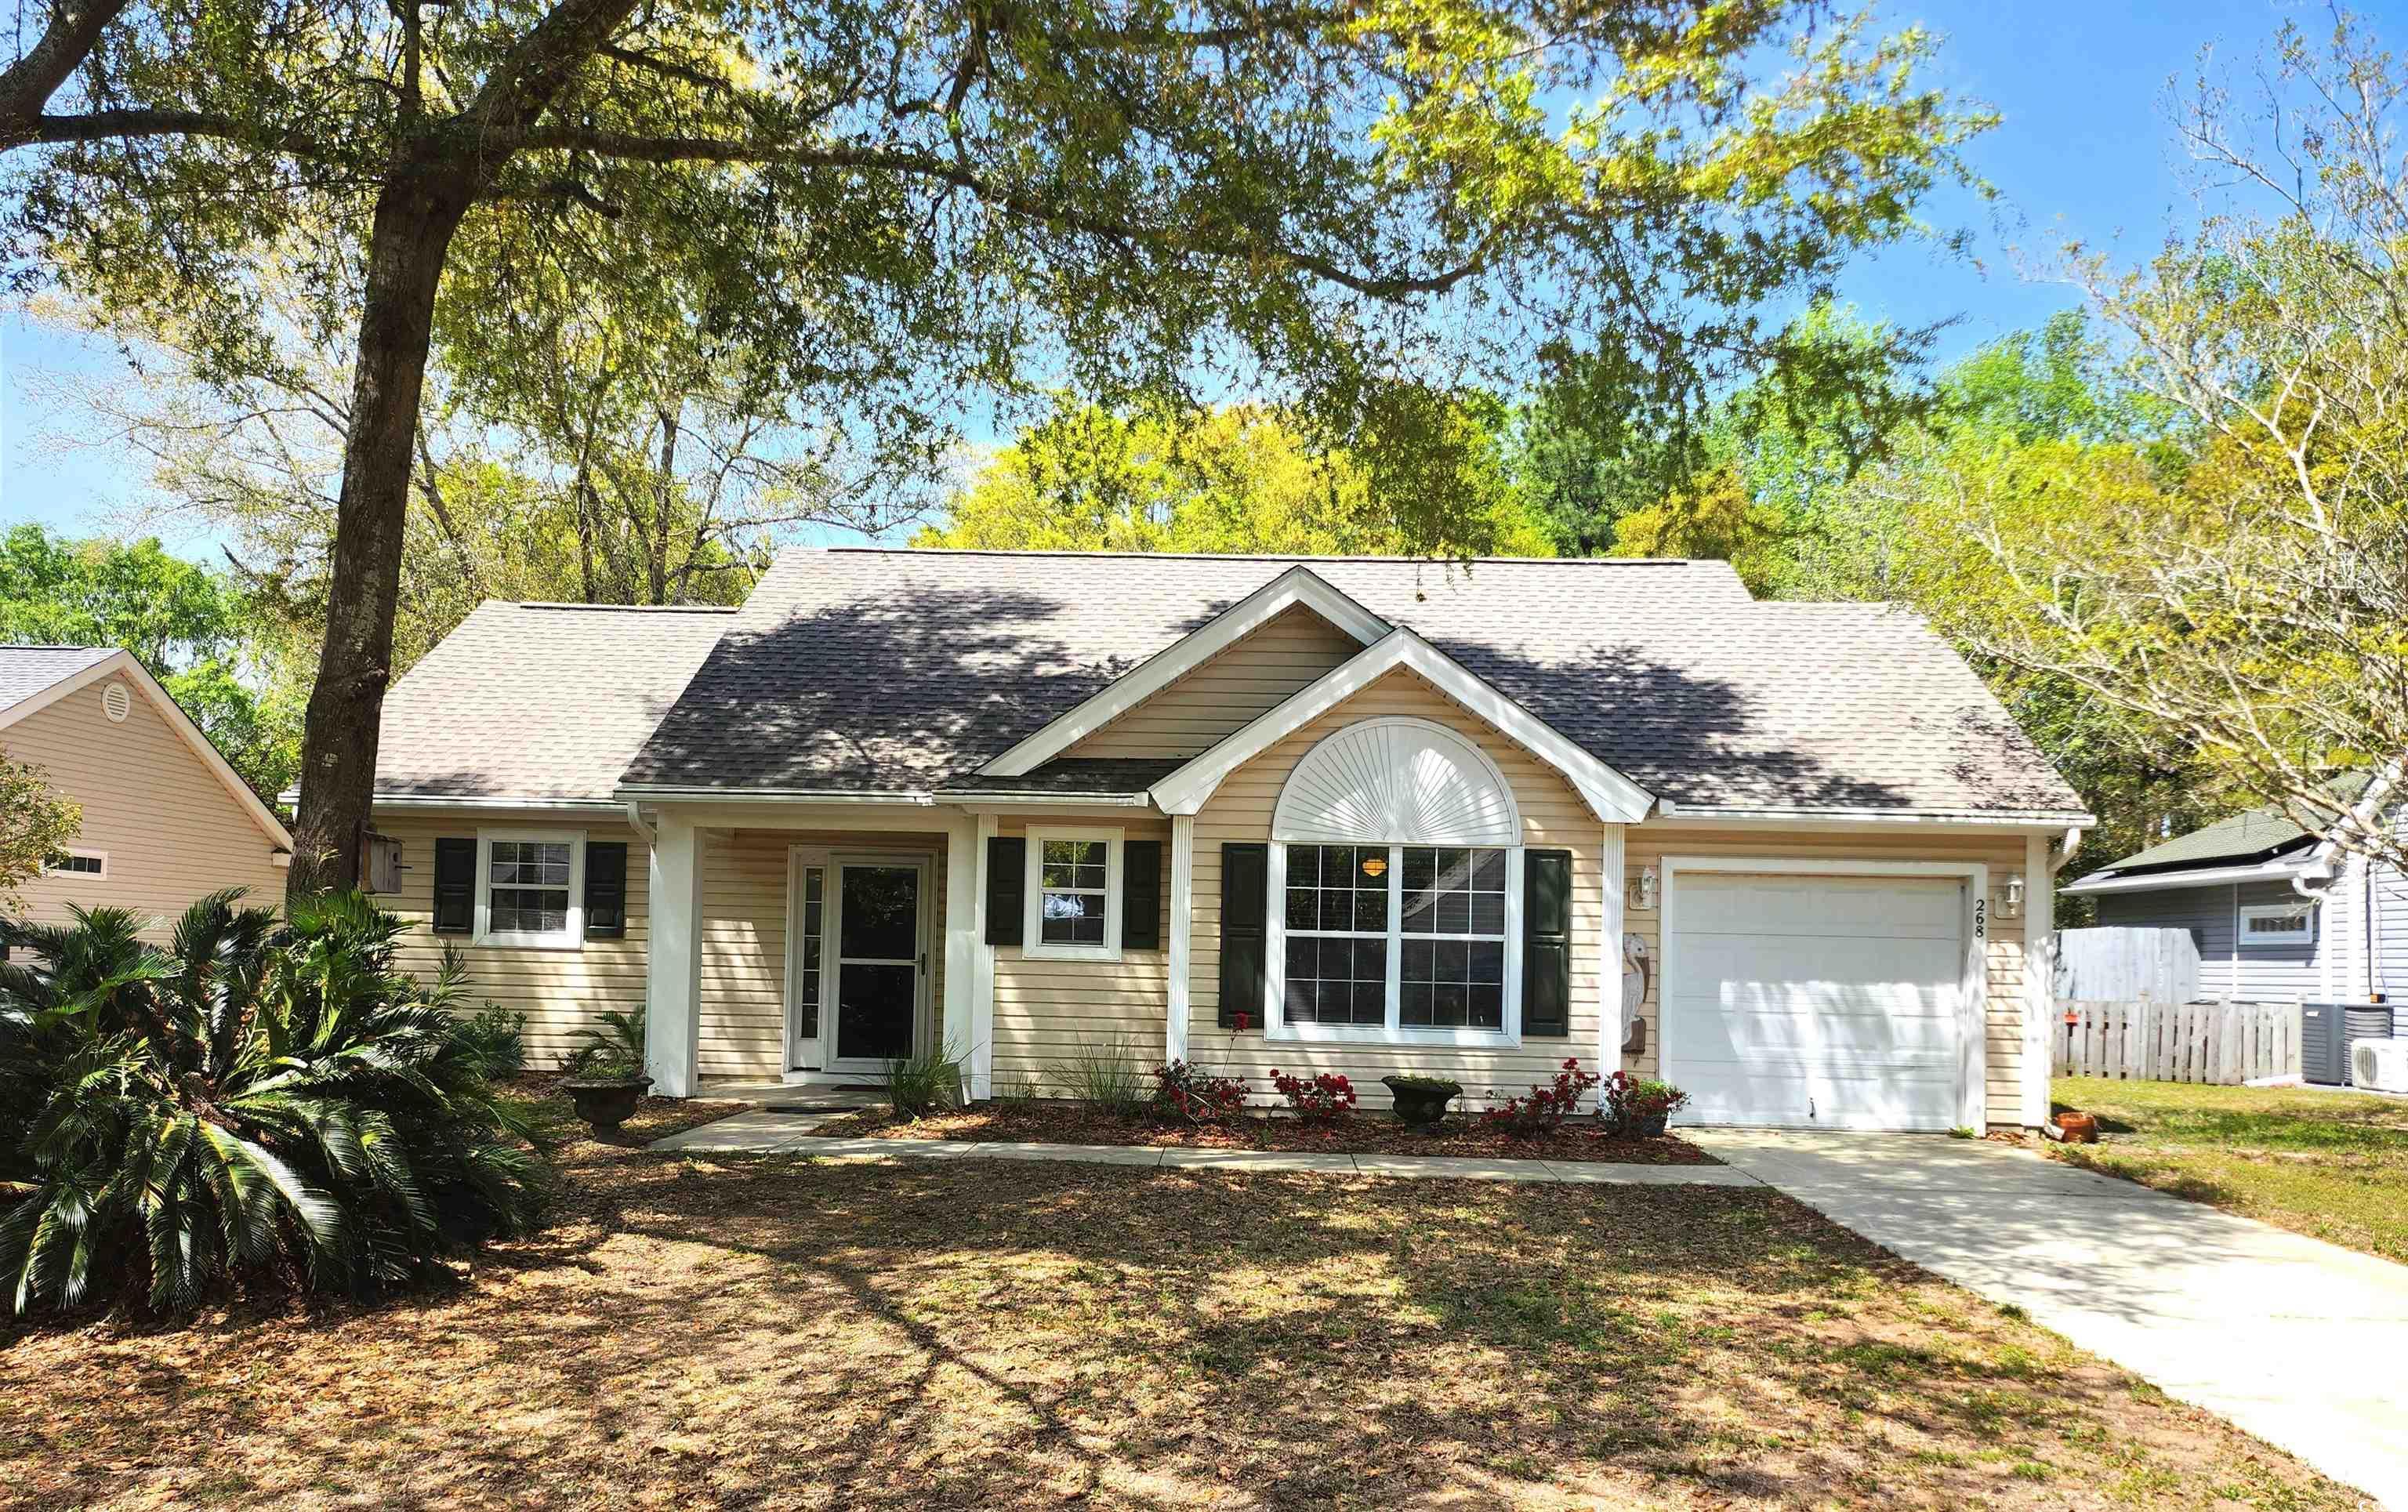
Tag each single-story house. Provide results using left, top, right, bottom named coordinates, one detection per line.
left=2064, top=774, right=2404, bottom=1004
left=366, top=549, right=2094, bottom=1131
left=1, top=645, right=293, bottom=936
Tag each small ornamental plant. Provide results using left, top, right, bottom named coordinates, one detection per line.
left=1267, top=1068, right=1357, bottom=1122
left=1479, top=1058, right=1602, bottom=1137
left=1152, top=1060, right=1250, bottom=1125
left=1602, top=1071, right=1690, bottom=1136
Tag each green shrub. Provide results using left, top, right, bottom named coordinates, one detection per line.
left=564, top=1009, right=647, bottom=1079
left=885, top=1046, right=966, bottom=1120
left=452, top=994, right=528, bottom=1081
left=1046, top=1032, right=1150, bottom=1116
left=0, top=890, right=550, bottom=1315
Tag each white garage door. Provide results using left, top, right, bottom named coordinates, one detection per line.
left=1664, top=872, right=1968, bottom=1131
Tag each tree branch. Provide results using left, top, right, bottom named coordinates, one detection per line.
left=0, top=0, right=133, bottom=148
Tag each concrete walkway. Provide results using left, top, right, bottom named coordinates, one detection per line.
left=650, top=1108, right=1759, bottom=1186
left=1690, top=1129, right=2408, bottom=1511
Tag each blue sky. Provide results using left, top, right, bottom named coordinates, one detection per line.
left=0, top=0, right=2384, bottom=544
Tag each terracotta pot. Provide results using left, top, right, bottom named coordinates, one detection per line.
left=1381, top=1075, right=1462, bottom=1130
left=2054, top=1111, right=2098, bottom=1144
left=564, top=1075, right=653, bottom=1131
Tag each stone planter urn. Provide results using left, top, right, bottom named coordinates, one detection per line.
left=1381, top=1074, right=1463, bottom=1131
left=564, top=1074, right=653, bottom=1132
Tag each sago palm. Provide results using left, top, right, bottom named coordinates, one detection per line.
left=0, top=890, right=549, bottom=1314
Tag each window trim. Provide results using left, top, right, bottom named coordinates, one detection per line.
left=473, top=827, right=586, bottom=949
left=1267, top=841, right=1525, bottom=1046
left=1022, top=825, right=1125, bottom=962
left=2238, top=899, right=2316, bottom=949
left=45, top=848, right=108, bottom=881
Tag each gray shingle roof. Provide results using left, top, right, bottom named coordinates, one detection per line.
left=619, top=549, right=2087, bottom=817
left=374, top=603, right=736, bottom=802
left=0, top=645, right=118, bottom=712
left=2091, top=772, right=2378, bottom=876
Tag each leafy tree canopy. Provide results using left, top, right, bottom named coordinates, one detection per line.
left=0, top=0, right=1989, bottom=891
left=919, top=401, right=1553, bottom=557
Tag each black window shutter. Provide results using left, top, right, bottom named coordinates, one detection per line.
left=585, top=841, right=628, bottom=938
left=1218, top=843, right=1269, bottom=1029
left=985, top=836, right=1026, bottom=947
left=432, top=838, right=477, bottom=934
left=1122, top=839, right=1162, bottom=949
left=1524, top=849, right=1573, bottom=1038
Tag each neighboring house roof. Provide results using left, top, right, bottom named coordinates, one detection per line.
left=372, top=602, right=738, bottom=804
left=618, top=548, right=2088, bottom=819
left=0, top=644, right=118, bottom=711
left=2065, top=771, right=2381, bottom=896
left=0, top=644, right=293, bottom=851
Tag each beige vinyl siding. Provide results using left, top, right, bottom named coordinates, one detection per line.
left=698, top=827, right=952, bottom=1081
left=6, top=672, right=285, bottom=940
left=1064, top=604, right=1362, bottom=760
left=1186, top=666, right=1606, bottom=1104
left=371, top=809, right=647, bottom=1070
left=1624, top=824, right=2033, bottom=1127
left=992, top=812, right=1172, bottom=1092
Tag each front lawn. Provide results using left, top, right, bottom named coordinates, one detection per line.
left=2049, top=1076, right=2408, bottom=1262
left=2, top=1100, right=2370, bottom=1510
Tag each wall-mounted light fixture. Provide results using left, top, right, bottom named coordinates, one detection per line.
left=2002, top=872, right=2025, bottom=919
left=1635, top=865, right=1659, bottom=911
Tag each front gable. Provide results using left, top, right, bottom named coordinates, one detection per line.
left=1061, top=603, right=1364, bottom=763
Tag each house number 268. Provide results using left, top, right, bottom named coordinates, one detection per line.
left=1973, top=898, right=1986, bottom=940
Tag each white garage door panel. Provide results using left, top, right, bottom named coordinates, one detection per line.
left=1666, top=872, right=1968, bottom=1132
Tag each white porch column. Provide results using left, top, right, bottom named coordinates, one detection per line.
left=969, top=813, right=999, bottom=1099
left=2022, top=831, right=2055, bottom=1129
left=1166, top=814, right=1195, bottom=1062
left=942, top=810, right=979, bottom=1087
left=646, top=811, right=705, bottom=1098
left=1599, top=823, right=1626, bottom=1076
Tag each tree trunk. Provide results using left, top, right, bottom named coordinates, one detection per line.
left=287, top=171, right=473, bottom=898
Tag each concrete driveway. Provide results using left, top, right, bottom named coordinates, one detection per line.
left=1689, top=1129, right=2408, bottom=1510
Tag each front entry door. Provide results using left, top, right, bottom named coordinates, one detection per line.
left=832, top=860, right=927, bottom=1069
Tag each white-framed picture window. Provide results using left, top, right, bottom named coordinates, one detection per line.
left=475, top=828, right=586, bottom=948
left=45, top=849, right=107, bottom=880
left=1272, top=842, right=1522, bottom=1045
left=2239, top=900, right=2316, bottom=948
left=1024, top=825, right=1123, bottom=960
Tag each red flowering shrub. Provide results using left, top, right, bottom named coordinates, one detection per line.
left=1267, top=1068, right=1356, bottom=1122
left=1479, top=1058, right=1601, bottom=1136
left=1151, top=1060, right=1249, bottom=1124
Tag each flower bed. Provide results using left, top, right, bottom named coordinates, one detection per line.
left=800, top=1099, right=1717, bottom=1165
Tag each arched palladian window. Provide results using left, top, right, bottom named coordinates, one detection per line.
left=1268, top=718, right=1526, bottom=1043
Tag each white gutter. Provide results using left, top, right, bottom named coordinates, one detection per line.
left=622, top=799, right=655, bottom=845
left=1652, top=801, right=2097, bottom=828
left=2062, top=857, right=2313, bottom=896
left=611, top=785, right=1151, bottom=808
left=366, top=793, right=629, bottom=812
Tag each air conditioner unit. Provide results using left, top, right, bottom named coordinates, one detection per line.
left=2350, top=1039, right=2408, bottom=1095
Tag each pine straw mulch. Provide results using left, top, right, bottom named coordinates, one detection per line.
left=800, top=1100, right=1718, bottom=1164
left=0, top=1093, right=2374, bottom=1512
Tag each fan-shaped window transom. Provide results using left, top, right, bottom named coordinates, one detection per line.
left=1271, top=717, right=1519, bottom=847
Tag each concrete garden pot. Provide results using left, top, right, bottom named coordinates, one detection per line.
left=1381, top=1075, right=1462, bottom=1130
left=564, top=1075, right=652, bottom=1131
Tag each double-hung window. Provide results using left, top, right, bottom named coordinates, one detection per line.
left=1277, top=842, right=1519, bottom=1042
left=476, top=829, right=586, bottom=948
left=1024, top=826, right=1123, bottom=960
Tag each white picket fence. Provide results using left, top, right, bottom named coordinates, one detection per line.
left=2052, top=999, right=2300, bottom=1085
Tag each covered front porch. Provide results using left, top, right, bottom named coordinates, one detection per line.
left=638, top=803, right=992, bottom=1098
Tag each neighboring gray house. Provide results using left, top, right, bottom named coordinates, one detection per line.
left=2063, top=776, right=2406, bottom=1005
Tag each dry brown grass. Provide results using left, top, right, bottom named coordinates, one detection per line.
left=0, top=1097, right=2373, bottom=1510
